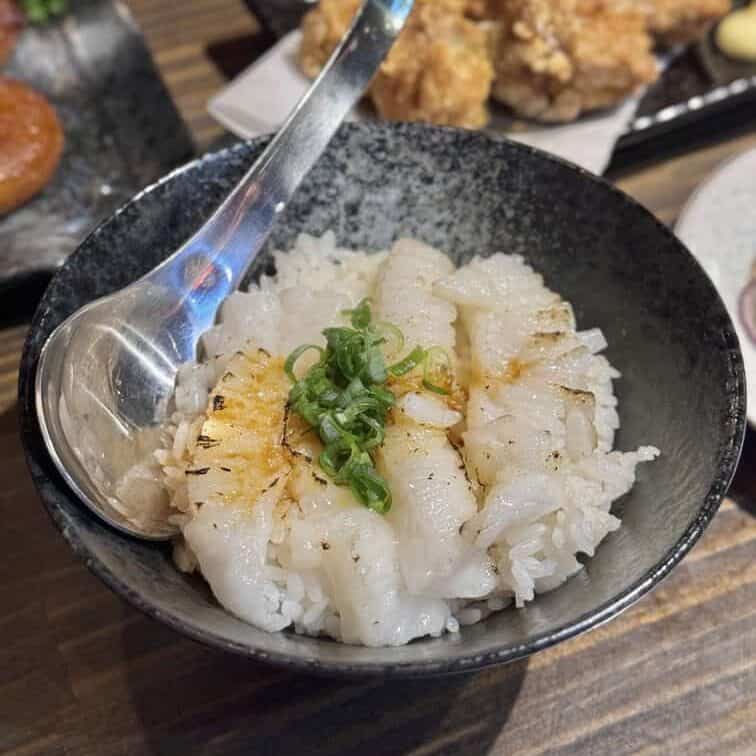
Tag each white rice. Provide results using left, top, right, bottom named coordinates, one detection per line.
left=124, top=231, right=658, bottom=647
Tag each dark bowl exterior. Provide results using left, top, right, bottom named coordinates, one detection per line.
left=18, top=123, right=746, bottom=677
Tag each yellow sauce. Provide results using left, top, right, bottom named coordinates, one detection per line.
left=716, top=2, right=756, bottom=62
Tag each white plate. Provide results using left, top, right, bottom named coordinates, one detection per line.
left=676, top=147, right=756, bottom=425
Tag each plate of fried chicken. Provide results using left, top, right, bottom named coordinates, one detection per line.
left=222, top=0, right=751, bottom=169
left=267, top=0, right=731, bottom=126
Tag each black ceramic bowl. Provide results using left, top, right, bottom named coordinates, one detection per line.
left=19, top=123, right=745, bottom=677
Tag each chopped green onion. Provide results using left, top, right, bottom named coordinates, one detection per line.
left=422, top=346, right=452, bottom=396
left=374, top=321, right=405, bottom=360
left=286, top=300, right=396, bottom=512
left=389, top=346, right=427, bottom=377
left=347, top=462, right=392, bottom=515
left=422, top=379, right=451, bottom=396
left=342, top=299, right=373, bottom=330
left=284, top=344, right=324, bottom=382
left=286, top=299, right=450, bottom=514
left=365, top=347, right=387, bottom=384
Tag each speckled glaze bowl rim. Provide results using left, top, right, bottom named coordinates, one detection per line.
left=19, top=123, right=747, bottom=678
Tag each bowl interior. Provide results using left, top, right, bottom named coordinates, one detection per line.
left=19, top=123, right=745, bottom=676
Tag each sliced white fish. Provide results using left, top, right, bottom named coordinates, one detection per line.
left=465, top=472, right=568, bottom=550
left=377, top=418, right=496, bottom=599
left=434, top=253, right=558, bottom=313
left=396, top=391, right=462, bottom=429
left=375, top=238, right=457, bottom=352
left=281, top=465, right=451, bottom=646
left=184, top=348, right=291, bottom=510
left=446, top=253, right=658, bottom=608
left=315, top=507, right=450, bottom=646
left=184, top=493, right=290, bottom=632
left=374, top=240, right=494, bottom=598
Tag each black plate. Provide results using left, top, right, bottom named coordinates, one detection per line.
left=0, top=0, right=194, bottom=304
left=19, top=123, right=745, bottom=677
left=613, top=15, right=756, bottom=169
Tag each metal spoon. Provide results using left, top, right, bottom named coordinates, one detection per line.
left=35, top=0, right=415, bottom=540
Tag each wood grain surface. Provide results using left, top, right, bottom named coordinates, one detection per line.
left=1, top=2, right=755, bottom=753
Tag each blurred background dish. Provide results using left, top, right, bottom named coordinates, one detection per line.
left=0, top=0, right=193, bottom=310
left=0, top=76, right=64, bottom=214
left=676, top=146, right=756, bottom=426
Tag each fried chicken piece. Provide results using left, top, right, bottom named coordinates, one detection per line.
left=298, top=0, right=494, bottom=129
left=371, top=3, right=494, bottom=128
left=298, top=0, right=360, bottom=78
left=0, top=77, right=64, bottom=213
left=297, top=0, right=478, bottom=77
left=488, top=0, right=658, bottom=122
left=637, top=0, right=731, bottom=46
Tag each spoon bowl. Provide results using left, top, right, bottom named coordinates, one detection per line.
left=35, top=280, right=200, bottom=539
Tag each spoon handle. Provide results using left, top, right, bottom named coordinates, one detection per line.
left=157, top=0, right=414, bottom=313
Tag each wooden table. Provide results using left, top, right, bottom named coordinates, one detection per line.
left=2, top=2, right=755, bottom=753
